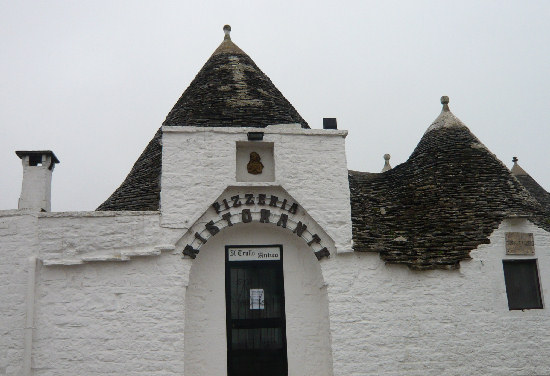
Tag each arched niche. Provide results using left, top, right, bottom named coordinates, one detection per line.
left=183, top=222, right=334, bottom=375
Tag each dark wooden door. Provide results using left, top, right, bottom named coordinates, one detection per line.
left=225, top=245, right=288, bottom=376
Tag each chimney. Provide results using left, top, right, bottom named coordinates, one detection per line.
left=323, top=118, right=337, bottom=129
left=15, top=150, right=60, bottom=212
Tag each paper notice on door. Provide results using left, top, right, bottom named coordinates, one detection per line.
left=250, top=289, right=265, bottom=310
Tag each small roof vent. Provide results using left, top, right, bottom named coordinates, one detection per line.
left=323, top=118, right=337, bottom=129
left=247, top=132, right=264, bottom=141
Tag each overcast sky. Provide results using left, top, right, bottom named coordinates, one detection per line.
left=1, top=1, right=549, bottom=211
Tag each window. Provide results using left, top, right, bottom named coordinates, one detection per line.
left=502, top=259, right=543, bottom=310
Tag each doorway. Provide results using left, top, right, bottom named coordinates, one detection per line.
left=225, top=245, right=288, bottom=376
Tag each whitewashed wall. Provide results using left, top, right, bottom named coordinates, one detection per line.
left=161, top=124, right=353, bottom=253
left=0, top=211, right=37, bottom=376
left=0, top=210, right=184, bottom=375
left=323, top=218, right=550, bottom=376
left=32, top=254, right=189, bottom=376
left=36, top=211, right=177, bottom=264
left=2, top=210, right=550, bottom=375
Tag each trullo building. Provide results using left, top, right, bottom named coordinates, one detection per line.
left=2, top=25, right=550, bottom=376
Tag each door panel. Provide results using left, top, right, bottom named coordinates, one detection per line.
left=230, top=267, right=283, bottom=320
left=226, top=245, right=287, bottom=376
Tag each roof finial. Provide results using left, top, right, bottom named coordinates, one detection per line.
left=223, top=25, right=231, bottom=40
left=441, top=96, right=450, bottom=112
left=511, top=156, right=528, bottom=176
left=381, top=154, right=392, bottom=172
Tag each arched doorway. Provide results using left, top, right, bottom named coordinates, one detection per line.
left=184, top=222, right=333, bottom=375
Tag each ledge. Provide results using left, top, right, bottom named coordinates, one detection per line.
left=162, top=124, right=348, bottom=137
left=41, top=245, right=175, bottom=266
left=38, top=211, right=160, bottom=218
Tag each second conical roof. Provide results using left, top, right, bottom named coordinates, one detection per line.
left=349, top=97, right=548, bottom=270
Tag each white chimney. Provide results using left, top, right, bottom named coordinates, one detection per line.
left=15, top=151, right=59, bottom=212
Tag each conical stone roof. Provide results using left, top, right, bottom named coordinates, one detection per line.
left=163, top=25, right=308, bottom=128
left=97, top=129, right=162, bottom=211
left=349, top=97, right=549, bottom=270
left=97, top=26, right=308, bottom=211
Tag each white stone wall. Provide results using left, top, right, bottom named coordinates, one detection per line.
left=36, top=211, right=179, bottom=264
left=324, top=219, right=550, bottom=376
left=3, top=207, right=550, bottom=375
left=0, top=210, right=185, bottom=375
left=161, top=125, right=353, bottom=253
left=32, top=255, right=189, bottom=376
left=0, top=212, right=37, bottom=376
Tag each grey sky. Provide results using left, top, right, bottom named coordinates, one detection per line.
left=1, top=0, right=549, bottom=211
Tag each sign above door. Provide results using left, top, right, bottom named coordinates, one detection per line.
left=227, top=246, right=281, bottom=261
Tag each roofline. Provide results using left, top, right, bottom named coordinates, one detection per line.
left=161, top=124, right=348, bottom=137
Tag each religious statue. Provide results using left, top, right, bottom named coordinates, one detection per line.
left=247, top=152, right=264, bottom=174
